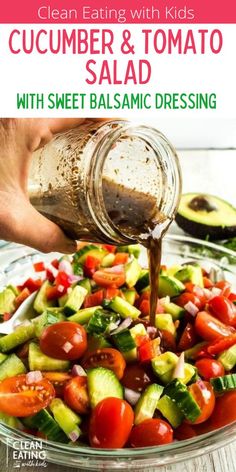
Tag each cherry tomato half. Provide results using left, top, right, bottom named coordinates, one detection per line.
left=195, top=358, right=225, bottom=381
left=208, top=295, right=236, bottom=327
left=42, top=371, right=72, bottom=397
left=0, top=374, right=55, bottom=417
left=93, top=267, right=125, bottom=288
left=40, top=321, right=87, bottom=360
left=89, top=397, right=134, bottom=448
left=195, top=311, right=235, bottom=341
left=187, top=381, right=215, bottom=424
left=64, top=376, right=89, bottom=414
left=129, top=418, right=173, bottom=447
left=177, top=323, right=197, bottom=351
left=81, top=348, right=126, bottom=380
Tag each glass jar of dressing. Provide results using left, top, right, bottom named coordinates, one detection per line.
left=29, top=120, right=181, bottom=245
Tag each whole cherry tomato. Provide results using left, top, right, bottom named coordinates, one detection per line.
left=40, top=322, right=87, bottom=360
left=208, top=295, right=236, bottom=327
left=195, top=358, right=225, bottom=381
left=129, top=418, right=173, bottom=447
left=89, top=397, right=134, bottom=448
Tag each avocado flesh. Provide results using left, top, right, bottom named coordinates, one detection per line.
left=176, top=193, right=236, bottom=240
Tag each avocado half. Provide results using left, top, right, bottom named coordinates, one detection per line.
left=175, top=193, right=236, bottom=240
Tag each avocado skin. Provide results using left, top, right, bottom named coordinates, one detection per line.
left=175, top=213, right=236, bottom=240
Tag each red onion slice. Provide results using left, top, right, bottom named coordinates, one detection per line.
left=26, top=371, right=43, bottom=384
left=68, top=274, right=84, bottom=284
left=71, top=365, right=87, bottom=377
left=110, top=317, right=132, bottom=335
left=184, top=301, right=199, bottom=317
left=59, top=259, right=73, bottom=276
left=211, top=287, right=222, bottom=297
left=124, top=388, right=141, bottom=406
left=172, top=352, right=185, bottom=380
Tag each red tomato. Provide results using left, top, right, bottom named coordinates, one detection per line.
left=14, top=288, right=31, bottom=309
left=138, top=339, right=161, bottom=363
left=159, top=329, right=177, bottom=352
left=16, top=342, right=30, bottom=359
left=112, top=253, right=129, bottom=266
left=195, top=358, right=225, bottom=381
left=184, top=284, right=207, bottom=308
left=130, top=419, right=173, bottom=447
left=93, top=267, right=125, bottom=288
left=40, top=322, right=87, bottom=360
left=174, top=423, right=198, bottom=440
left=177, top=323, right=197, bottom=351
left=208, top=295, right=236, bottom=327
left=203, top=277, right=214, bottom=289
left=187, top=381, right=215, bottom=424
left=175, top=292, right=202, bottom=310
left=102, top=244, right=116, bottom=253
left=84, top=289, right=104, bottom=308
left=103, top=288, right=120, bottom=300
left=64, top=376, right=89, bottom=414
left=139, top=299, right=150, bottom=317
left=84, top=256, right=101, bottom=278
left=195, top=311, right=235, bottom=341
left=206, top=333, right=236, bottom=355
left=46, top=285, right=65, bottom=301
left=55, top=271, right=71, bottom=290
left=0, top=374, right=55, bottom=417
left=81, top=348, right=126, bottom=380
left=3, top=312, right=12, bottom=322
left=208, top=391, right=236, bottom=429
left=215, top=280, right=231, bottom=298
left=229, top=293, right=236, bottom=303
left=51, top=259, right=59, bottom=269
left=42, top=372, right=72, bottom=397
left=89, top=397, right=134, bottom=448
left=22, top=278, right=43, bottom=293
left=33, top=262, right=45, bottom=272
left=121, top=364, right=153, bottom=392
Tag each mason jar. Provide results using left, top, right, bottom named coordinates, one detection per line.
left=29, top=120, right=182, bottom=244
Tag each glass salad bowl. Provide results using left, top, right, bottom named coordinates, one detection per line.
left=0, top=234, right=236, bottom=470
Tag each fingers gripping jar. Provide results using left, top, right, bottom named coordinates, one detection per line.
left=29, top=120, right=182, bottom=245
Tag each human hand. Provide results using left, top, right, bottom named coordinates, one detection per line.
left=0, top=118, right=101, bottom=253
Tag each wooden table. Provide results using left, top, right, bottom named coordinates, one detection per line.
left=0, top=149, right=236, bottom=471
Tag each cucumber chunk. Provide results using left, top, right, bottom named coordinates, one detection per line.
left=0, top=323, right=35, bottom=352
left=157, top=395, right=184, bottom=428
left=87, top=309, right=120, bottom=335
left=122, top=289, right=137, bottom=306
left=0, top=288, right=16, bottom=314
left=50, top=398, right=81, bottom=438
left=101, top=253, right=115, bottom=268
left=34, top=281, right=55, bottom=314
left=125, top=259, right=142, bottom=288
left=158, top=275, right=185, bottom=298
left=33, top=310, right=65, bottom=337
left=87, top=367, right=123, bottom=408
left=162, top=301, right=185, bottom=321
left=117, top=244, right=141, bottom=259
left=112, top=329, right=136, bottom=353
left=175, top=264, right=204, bottom=288
left=0, top=353, right=8, bottom=365
left=63, top=285, right=87, bottom=316
left=0, top=412, right=22, bottom=428
left=74, top=245, right=107, bottom=264
left=164, top=379, right=201, bottom=423
left=109, top=296, right=141, bottom=319
left=152, top=352, right=195, bottom=385
left=77, top=278, right=92, bottom=294
left=155, top=314, right=176, bottom=336
left=134, top=384, right=163, bottom=425
left=24, top=409, right=68, bottom=443
left=135, top=270, right=149, bottom=292
left=29, top=342, right=69, bottom=371
left=0, top=353, right=26, bottom=380
left=218, top=344, right=236, bottom=371
left=210, top=373, right=236, bottom=393
left=68, top=306, right=102, bottom=324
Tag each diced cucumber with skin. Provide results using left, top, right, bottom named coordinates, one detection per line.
left=74, top=245, right=107, bottom=264
left=112, top=329, right=136, bottom=353
left=155, top=314, right=176, bottom=336
left=166, top=265, right=183, bottom=277
left=109, top=296, right=141, bottom=319
left=0, top=412, right=22, bottom=429
left=87, top=309, right=120, bottom=335
left=87, top=367, right=123, bottom=408
left=63, top=286, right=87, bottom=316
left=122, top=289, right=137, bottom=306
left=125, top=259, right=142, bottom=288
left=117, top=244, right=141, bottom=259
left=0, top=352, right=7, bottom=364
left=0, top=323, right=35, bottom=352
left=33, top=310, right=66, bottom=337
left=0, top=288, right=16, bottom=314
left=101, top=253, right=115, bottom=268
left=164, top=379, right=201, bottom=423
left=72, top=261, right=83, bottom=276
left=152, top=352, right=195, bottom=385
left=157, top=395, right=184, bottom=428
left=158, top=276, right=185, bottom=298
left=184, top=342, right=207, bottom=360
left=6, top=285, right=20, bottom=296
left=77, top=278, right=92, bottom=295
left=68, top=306, right=102, bottom=324
left=29, top=342, right=70, bottom=371
left=121, top=324, right=148, bottom=362
left=218, top=344, right=236, bottom=371
left=162, top=301, right=185, bottom=321
left=50, top=398, right=81, bottom=438
left=58, top=293, right=68, bottom=307
left=134, top=384, right=164, bottom=425
left=34, top=281, right=56, bottom=314
left=135, top=270, right=149, bottom=292
left=0, top=354, right=26, bottom=380
left=23, top=409, right=68, bottom=443
left=174, top=264, right=204, bottom=288
left=210, top=374, right=236, bottom=393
